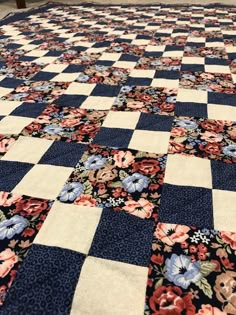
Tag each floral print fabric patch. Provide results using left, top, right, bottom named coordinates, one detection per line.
left=58, top=144, right=166, bottom=222
left=111, top=85, right=177, bottom=115
left=0, top=192, right=52, bottom=304
left=0, top=81, right=70, bottom=103
left=145, top=222, right=236, bottom=315
left=168, top=117, right=236, bottom=163
left=180, top=72, right=236, bottom=94
left=76, top=65, right=130, bottom=85
left=21, top=105, right=108, bottom=143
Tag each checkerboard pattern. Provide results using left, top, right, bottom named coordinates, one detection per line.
left=0, top=3, right=236, bottom=315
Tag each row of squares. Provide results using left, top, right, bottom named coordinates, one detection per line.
left=0, top=186, right=235, bottom=313
left=0, top=141, right=235, bottom=231
left=1, top=223, right=236, bottom=314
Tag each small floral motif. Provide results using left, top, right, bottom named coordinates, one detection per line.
left=0, top=135, right=18, bottom=158
left=21, top=104, right=108, bottom=143
left=135, top=57, right=182, bottom=71
left=111, top=85, right=177, bottom=115
left=145, top=223, right=236, bottom=315
left=0, top=191, right=52, bottom=305
left=0, top=81, right=70, bottom=103
left=151, top=36, right=188, bottom=46
left=58, top=144, right=166, bottom=222
left=54, top=51, right=101, bottom=65
left=168, top=117, right=236, bottom=163
left=76, top=65, right=130, bottom=85
left=184, top=46, right=228, bottom=59
left=180, top=71, right=236, bottom=93
left=0, top=62, right=45, bottom=80
left=105, top=42, right=146, bottom=56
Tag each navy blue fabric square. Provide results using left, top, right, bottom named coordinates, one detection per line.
left=5, top=43, right=22, bottom=49
left=143, top=51, right=163, bottom=57
left=154, top=70, right=179, bottom=80
left=63, top=64, right=86, bottom=73
left=31, top=71, right=57, bottom=81
left=93, top=41, right=111, bottom=48
left=0, top=78, right=24, bottom=88
left=55, top=95, right=87, bottom=108
left=206, top=37, right=224, bottom=42
left=165, top=45, right=184, bottom=52
left=228, top=53, right=236, bottom=61
left=186, top=42, right=205, bottom=47
left=0, top=161, right=33, bottom=191
left=73, top=46, right=88, bottom=51
left=126, top=77, right=152, bottom=86
left=119, top=54, right=139, bottom=62
left=159, top=184, right=213, bottom=229
left=136, top=113, right=173, bottom=131
left=175, top=101, right=208, bottom=117
left=208, top=92, right=236, bottom=106
left=205, top=58, right=229, bottom=66
left=89, top=209, right=154, bottom=266
left=181, top=64, right=205, bottom=72
left=45, top=50, right=63, bottom=57
left=95, top=60, right=114, bottom=66
left=2, top=245, right=85, bottom=315
left=93, top=127, right=133, bottom=148
left=18, top=56, right=37, bottom=62
left=211, top=160, right=236, bottom=191
left=10, top=102, right=46, bottom=118
left=91, top=84, right=121, bottom=97
left=39, top=142, right=87, bottom=167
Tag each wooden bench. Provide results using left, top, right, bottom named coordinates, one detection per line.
left=15, top=0, right=26, bottom=9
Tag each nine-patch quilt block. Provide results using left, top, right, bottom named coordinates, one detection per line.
left=0, top=3, right=236, bottom=315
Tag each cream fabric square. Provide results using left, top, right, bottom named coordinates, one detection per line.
left=205, top=42, right=225, bottom=48
left=71, top=257, right=148, bottom=315
left=177, top=88, right=207, bottom=103
left=50, top=73, right=78, bottom=82
left=213, top=190, right=236, bottom=232
left=13, top=164, right=73, bottom=200
left=81, top=96, right=115, bottom=110
left=151, top=78, right=179, bottom=88
left=145, top=45, right=165, bottom=52
left=0, top=87, right=13, bottom=98
left=163, top=50, right=184, bottom=57
left=41, top=63, right=68, bottom=73
left=20, top=44, right=39, bottom=51
left=204, top=65, right=231, bottom=74
left=102, top=111, right=140, bottom=129
left=129, top=130, right=170, bottom=153
left=182, top=57, right=205, bottom=64
left=129, top=69, right=155, bottom=78
left=112, top=61, right=136, bottom=69
left=164, top=155, right=212, bottom=188
left=1, top=136, right=53, bottom=164
left=0, top=101, right=22, bottom=115
left=65, top=82, right=96, bottom=95
left=131, top=39, right=150, bottom=45
left=187, top=37, right=206, bottom=43
left=25, top=50, right=49, bottom=57
left=34, top=201, right=102, bottom=254
left=207, top=104, right=236, bottom=121
left=86, top=47, right=107, bottom=54
left=226, top=46, right=236, bottom=53
left=232, top=74, right=236, bottom=84
left=99, top=53, right=122, bottom=61
left=0, top=116, right=34, bottom=134
left=120, top=34, right=136, bottom=40
left=34, top=56, right=58, bottom=64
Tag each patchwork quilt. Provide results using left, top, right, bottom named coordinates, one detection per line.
left=0, top=2, right=236, bottom=314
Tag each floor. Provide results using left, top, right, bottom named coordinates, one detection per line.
left=1, top=0, right=236, bottom=20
